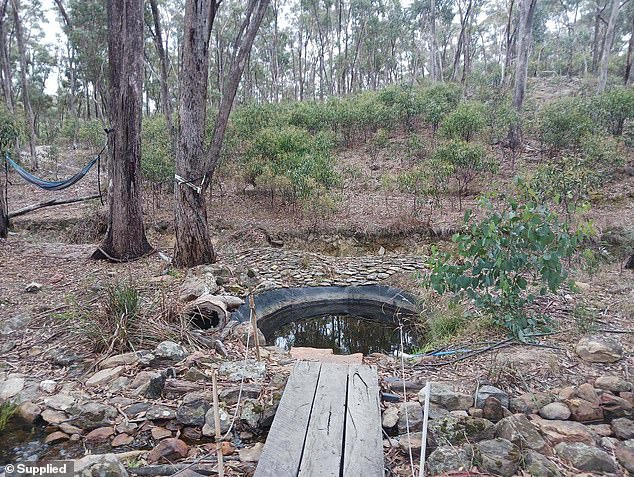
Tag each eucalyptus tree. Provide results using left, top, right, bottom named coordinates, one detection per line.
left=173, top=0, right=270, bottom=267
left=508, top=0, right=537, bottom=148
left=11, top=0, right=38, bottom=168
left=95, top=0, right=153, bottom=261
left=597, top=0, right=621, bottom=92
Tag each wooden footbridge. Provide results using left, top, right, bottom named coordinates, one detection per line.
left=254, top=361, right=385, bottom=477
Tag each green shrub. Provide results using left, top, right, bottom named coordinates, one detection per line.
left=141, top=114, right=174, bottom=185
left=0, top=402, right=16, bottom=432
left=537, top=98, right=593, bottom=152
left=432, top=140, right=497, bottom=208
left=485, top=100, right=518, bottom=145
left=440, top=101, right=487, bottom=142
left=397, top=158, right=452, bottom=219
left=419, top=83, right=462, bottom=132
left=78, top=119, right=105, bottom=149
left=529, top=135, right=623, bottom=215
left=244, top=126, right=339, bottom=202
left=424, top=198, right=592, bottom=340
left=592, top=87, right=634, bottom=136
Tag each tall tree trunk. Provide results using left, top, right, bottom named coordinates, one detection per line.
left=0, top=178, right=6, bottom=238
left=0, top=0, right=13, bottom=111
left=173, top=0, right=270, bottom=267
left=591, top=2, right=606, bottom=73
left=149, top=0, right=175, bottom=147
left=624, top=15, right=634, bottom=85
left=597, top=0, right=620, bottom=93
left=95, top=0, right=152, bottom=261
left=173, top=0, right=218, bottom=267
left=205, top=0, right=270, bottom=175
left=429, top=0, right=441, bottom=81
left=11, top=0, right=37, bottom=169
left=508, top=0, right=537, bottom=149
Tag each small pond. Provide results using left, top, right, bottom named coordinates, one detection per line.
left=267, top=313, right=422, bottom=355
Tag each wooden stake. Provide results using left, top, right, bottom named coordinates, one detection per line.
left=249, top=294, right=262, bottom=361
left=211, top=370, right=224, bottom=477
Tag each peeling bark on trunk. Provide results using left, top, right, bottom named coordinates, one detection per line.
left=173, top=0, right=270, bottom=268
left=173, top=0, right=218, bottom=267
left=508, top=0, right=537, bottom=149
left=624, top=16, right=634, bottom=86
left=597, top=0, right=620, bottom=93
left=95, top=0, right=152, bottom=261
left=11, top=0, right=37, bottom=169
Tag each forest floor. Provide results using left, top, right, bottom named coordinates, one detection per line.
left=2, top=79, right=634, bottom=475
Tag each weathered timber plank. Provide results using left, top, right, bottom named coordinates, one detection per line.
left=342, top=364, right=384, bottom=477
left=254, top=361, right=322, bottom=477
left=297, top=363, right=349, bottom=477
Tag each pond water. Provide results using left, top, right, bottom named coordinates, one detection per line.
left=0, top=419, right=85, bottom=468
left=267, top=314, right=422, bottom=355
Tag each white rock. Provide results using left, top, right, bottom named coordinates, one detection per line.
left=44, top=394, right=76, bottom=411
left=0, top=377, right=25, bottom=400
left=39, top=380, right=58, bottom=394
left=25, top=282, right=42, bottom=293
left=85, top=366, right=125, bottom=387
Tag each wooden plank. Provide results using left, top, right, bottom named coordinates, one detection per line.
left=298, top=363, right=350, bottom=477
left=342, top=365, right=384, bottom=477
left=254, top=361, right=322, bottom=477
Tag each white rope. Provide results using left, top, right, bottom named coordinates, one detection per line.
left=174, top=174, right=204, bottom=194
left=220, top=308, right=252, bottom=440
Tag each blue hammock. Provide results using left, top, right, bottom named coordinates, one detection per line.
left=4, top=152, right=99, bottom=191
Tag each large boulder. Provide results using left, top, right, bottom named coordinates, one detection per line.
left=611, top=418, right=634, bottom=439
left=475, top=438, right=521, bottom=477
left=86, top=366, right=125, bottom=387
left=428, top=415, right=495, bottom=447
left=176, top=392, right=213, bottom=426
left=155, top=341, right=189, bottom=360
left=539, top=402, right=571, bottom=420
left=565, top=398, right=604, bottom=422
left=147, top=438, right=189, bottom=464
left=397, top=402, right=423, bottom=433
left=74, top=454, right=129, bottom=477
left=575, top=336, right=623, bottom=363
left=417, top=381, right=473, bottom=411
left=555, top=442, right=617, bottom=473
left=0, top=376, right=25, bottom=400
left=531, top=418, right=595, bottom=446
left=202, top=405, right=231, bottom=436
left=495, top=414, right=550, bottom=454
left=475, top=385, right=509, bottom=408
left=68, top=401, right=118, bottom=431
left=522, top=450, right=562, bottom=476
left=219, top=360, right=266, bottom=381
left=426, top=444, right=473, bottom=475
left=595, top=376, right=631, bottom=393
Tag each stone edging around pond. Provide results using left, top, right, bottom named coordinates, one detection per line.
left=230, top=285, right=421, bottom=337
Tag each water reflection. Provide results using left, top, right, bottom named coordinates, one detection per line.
left=268, top=314, right=421, bottom=355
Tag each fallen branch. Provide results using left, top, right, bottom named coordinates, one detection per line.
left=8, top=194, right=101, bottom=218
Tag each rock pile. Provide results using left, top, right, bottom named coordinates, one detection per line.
left=1, top=339, right=290, bottom=470
left=384, top=378, right=634, bottom=476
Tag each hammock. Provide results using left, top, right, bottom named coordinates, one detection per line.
left=4, top=152, right=100, bottom=191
